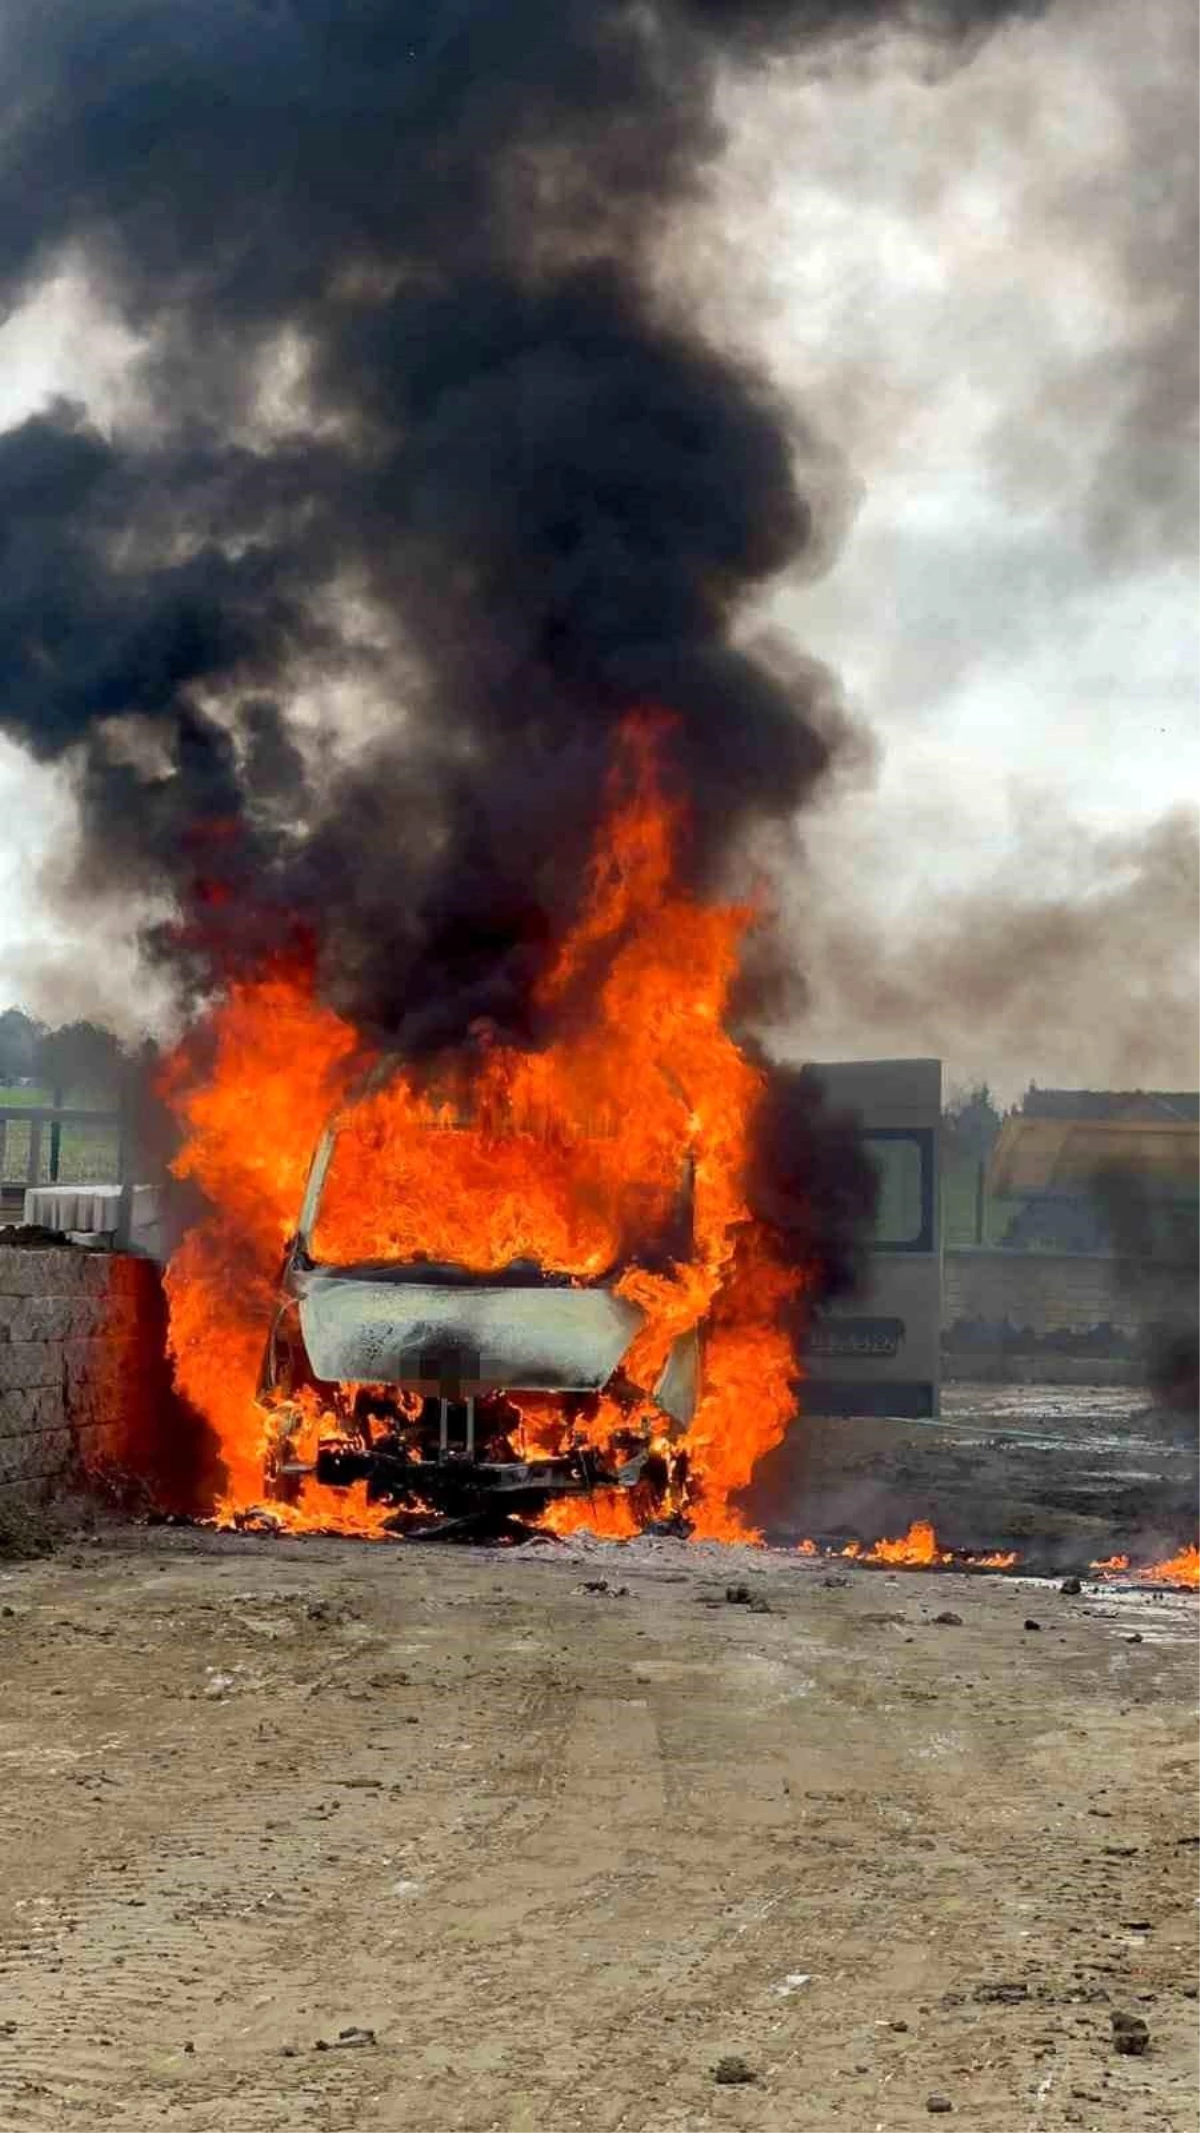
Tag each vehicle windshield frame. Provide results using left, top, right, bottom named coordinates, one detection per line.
left=295, top=1121, right=696, bottom=1283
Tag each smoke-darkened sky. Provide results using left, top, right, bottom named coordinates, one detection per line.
left=0, top=0, right=1194, bottom=1094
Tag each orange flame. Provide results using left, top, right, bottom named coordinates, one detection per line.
left=795, top=1521, right=1019, bottom=1572
left=160, top=715, right=805, bottom=1539
left=864, top=1518, right=950, bottom=1567
left=1139, top=1543, right=1199, bottom=1588
left=1090, top=1545, right=1199, bottom=1589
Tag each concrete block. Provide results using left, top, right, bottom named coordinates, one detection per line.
left=0, top=1247, right=90, bottom=1297
left=77, top=1253, right=130, bottom=1298
left=0, top=1425, right=78, bottom=1485
left=0, top=1384, right=68, bottom=1438
left=0, top=1342, right=64, bottom=1393
left=60, top=1335, right=144, bottom=1394
left=96, top=1254, right=155, bottom=1299
left=1, top=1294, right=111, bottom=1344
left=0, top=1246, right=157, bottom=1299
left=72, top=1417, right=128, bottom=1463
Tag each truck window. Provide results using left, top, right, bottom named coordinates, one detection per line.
left=864, top=1131, right=933, bottom=1251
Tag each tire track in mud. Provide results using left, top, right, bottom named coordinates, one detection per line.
left=0, top=1569, right=585, bottom=2132
left=161, top=1671, right=590, bottom=2133
left=469, top=1604, right=1022, bottom=2131
left=359, top=1652, right=832, bottom=2132
left=559, top=1616, right=1199, bottom=2133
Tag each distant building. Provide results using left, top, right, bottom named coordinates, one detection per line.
left=988, top=1089, right=1199, bottom=1256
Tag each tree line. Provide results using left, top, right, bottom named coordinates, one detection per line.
left=0, top=1008, right=122, bottom=1096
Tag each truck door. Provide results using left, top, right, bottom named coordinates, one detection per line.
left=800, top=1058, right=942, bottom=1418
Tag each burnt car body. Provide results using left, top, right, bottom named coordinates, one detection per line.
left=258, top=1117, right=700, bottom=1530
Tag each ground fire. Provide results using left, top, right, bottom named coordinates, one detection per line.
left=795, top=1521, right=1018, bottom=1570
left=1089, top=1545, right=1200, bottom=1590
left=162, top=718, right=804, bottom=1543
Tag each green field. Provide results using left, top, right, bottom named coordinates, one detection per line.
left=941, top=1149, right=1023, bottom=1249
left=0, top=1083, right=121, bottom=1190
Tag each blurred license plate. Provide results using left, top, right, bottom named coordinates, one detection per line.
left=806, top=1316, right=904, bottom=1358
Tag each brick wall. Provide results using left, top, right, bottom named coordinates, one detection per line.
left=944, top=1249, right=1195, bottom=1345
left=0, top=1246, right=170, bottom=1501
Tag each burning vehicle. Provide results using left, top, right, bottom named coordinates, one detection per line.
left=164, top=722, right=809, bottom=1543
left=259, top=1087, right=702, bottom=1535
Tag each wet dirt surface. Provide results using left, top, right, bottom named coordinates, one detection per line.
left=752, top=1384, right=1199, bottom=1567
left=0, top=1466, right=1196, bottom=2131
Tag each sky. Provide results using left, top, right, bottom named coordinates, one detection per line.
left=0, top=0, right=1195, bottom=1099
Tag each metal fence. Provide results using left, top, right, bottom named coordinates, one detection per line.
left=0, top=1099, right=124, bottom=1214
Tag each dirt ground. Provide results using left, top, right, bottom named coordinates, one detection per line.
left=0, top=1499, right=1196, bottom=2133
left=750, top=1385, right=1199, bottom=1566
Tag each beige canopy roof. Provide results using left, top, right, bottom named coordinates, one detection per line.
left=988, top=1110, right=1198, bottom=1198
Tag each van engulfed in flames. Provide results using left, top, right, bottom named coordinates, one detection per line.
left=256, top=1107, right=705, bottom=1534
left=162, top=717, right=808, bottom=1541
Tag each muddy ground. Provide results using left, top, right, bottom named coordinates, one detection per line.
left=1, top=1389, right=1197, bottom=2133
left=750, top=1384, right=1198, bottom=1566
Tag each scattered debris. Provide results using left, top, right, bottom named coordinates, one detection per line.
left=927, top=2094, right=954, bottom=2114
left=306, top=1599, right=360, bottom=1626
left=932, top=1611, right=963, bottom=1627
left=1059, top=1577, right=1082, bottom=1595
left=724, top=1585, right=771, bottom=1613
left=1126, top=1631, right=1143, bottom=1644
left=713, top=2055, right=757, bottom=2086
left=888, top=2019, right=909, bottom=2032
left=315, top=2026, right=377, bottom=2052
left=1111, top=2012, right=1150, bottom=2055
left=973, top=1982, right=1029, bottom=2005
left=823, top=1574, right=850, bottom=1588
left=0, top=1222, right=69, bottom=1248
left=581, top=1578, right=629, bottom=1597
left=773, top=1973, right=812, bottom=1997
left=0, top=1502, right=57, bottom=1563
left=1023, top=1619, right=1043, bottom=1632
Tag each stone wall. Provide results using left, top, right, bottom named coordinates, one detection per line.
left=943, top=1248, right=1195, bottom=1347
left=0, top=1246, right=170, bottom=1502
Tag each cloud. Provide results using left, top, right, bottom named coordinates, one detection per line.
left=771, top=803, right=1199, bottom=1096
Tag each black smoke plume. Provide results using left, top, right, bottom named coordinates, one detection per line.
left=745, top=1059, right=880, bottom=1303
left=1090, top=1161, right=1199, bottom=1426
left=0, top=0, right=1041, bottom=1057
